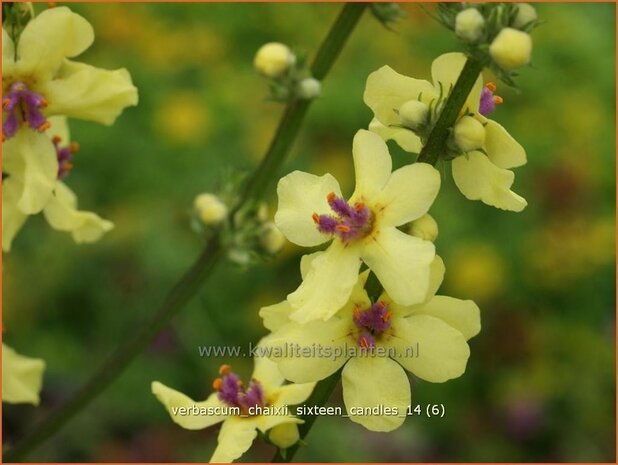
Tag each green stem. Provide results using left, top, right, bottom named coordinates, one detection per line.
left=272, top=370, right=341, bottom=463
left=4, top=4, right=367, bottom=462
left=417, top=57, right=484, bottom=165
left=270, top=55, right=486, bottom=463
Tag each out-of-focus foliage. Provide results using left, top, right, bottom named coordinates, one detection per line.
left=3, top=2, right=615, bottom=462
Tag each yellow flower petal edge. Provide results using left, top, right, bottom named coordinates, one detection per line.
left=2, top=344, right=45, bottom=405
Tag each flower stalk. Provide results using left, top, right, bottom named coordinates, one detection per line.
left=3, top=3, right=367, bottom=461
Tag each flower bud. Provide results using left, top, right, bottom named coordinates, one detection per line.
left=489, top=28, right=532, bottom=70
left=194, top=193, right=228, bottom=225
left=453, top=116, right=485, bottom=152
left=513, top=3, right=537, bottom=29
left=260, top=222, right=286, bottom=254
left=254, top=42, right=296, bottom=78
left=296, top=78, right=321, bottom=100
left=269, top=423, right=300, bottom=449
left=409, top=213, right=439, bottom=242
left=398, top=100, right=429, bottom=131
left=455, top=8, right=485, bottom=42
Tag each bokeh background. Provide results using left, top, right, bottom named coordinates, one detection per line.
left=2, top=2, right=615, bottom=462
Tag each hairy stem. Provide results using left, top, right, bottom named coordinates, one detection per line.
left=417, top=57, right=484, bottom=165
left=4, top=4, right=367, bottom=462
left=272, top=370, right=342, bottom=463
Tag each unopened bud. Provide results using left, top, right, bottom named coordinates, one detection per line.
left=409, top=214, right=439, bottom=242
left=455, top=8, right=485, bottom=42
left=453, top=116, right=485, bottom=152
left=296, top=78, right=321, bottom=100
left=513, top=3, right=537, bottom=29
left=398, top=100, right=429, bottom=131
left=260, top=222, right=286, bottom=254
left=269, top=423, right=300, bottom=449
left=194, top=193, right=228, bottom=225
left=489, top=28, right=532, bottom=70
left=254, top=42, right=296, bottom=78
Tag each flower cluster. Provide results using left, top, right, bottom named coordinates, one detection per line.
left=2, top=5, right=138, bottom=251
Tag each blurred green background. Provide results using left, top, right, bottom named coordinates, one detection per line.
left=3, top=2, right=615, bottom=462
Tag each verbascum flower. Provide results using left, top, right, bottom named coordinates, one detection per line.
left=261, top=255, right=480, bottom=432
left=194, top=193, right=228, bottom=225
left=455, top=8, right=485, bottom=42
left=254, top=42, right=295, bottom=78
left=409, top=213, right=438, bottom=242
left=2, top=344, right=45, bottom=405
left=2, top=117, right=113, bottom=251
left=365, top=53, right=527, bottom=212
left=2, top=6, right=138, bottom=212
left=513, top=3, right=538, bottom=29
left=152, top=352, right=315, bottom=463
left=274, top=130, right=440, bottom=322
left=489, top=28, right=532, bottom=70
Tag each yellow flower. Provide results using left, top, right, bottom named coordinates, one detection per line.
left=152, top=352, right=315, bottom=463
left=274, top=130, right=440, bottom=322
left=261, top=255, right=480, bottom=432
left=2, top=117, right=113, bottom=251
left=254, top=42, right=295, bottom=78
left=489, top=28, right=532, bottom=70
left=364, top=53, right=528, bottom=212
left=2, top=343, right=45, bottom=405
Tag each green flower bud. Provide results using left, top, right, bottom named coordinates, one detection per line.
left=453, top=116, right=485, bottom=152
left=489, top=28, right=532, bottom=70
left=398, top=100, right=429, bottom=131
left=513, top=3, right=537, bottom=29
left=455, top=8, right=485, bottom=42
left=194, top=193, right=228, bottom=225
left=296, top=77, right=321, bottom=100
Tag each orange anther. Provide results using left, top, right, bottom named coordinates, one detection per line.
left=52, top=135, right=62, bottom=144
left=70, top=142, right=80, bottom=153
left=64, top=162, right=74, bottom=171
left=312, top=212, right=320, bottom=224
left=38, top=121, right=51, bottom=133
left=47, top=2, right=57, bottom=7
left=486, top=81, right=497, bottom=92
left=493, top=96, right=504, bottom=105
left=212, top=378, right=223, bottom=390
left=326, top=192, right=336, bottom=203
left=354, top=202, right=365, bottom=211
left=335, top=224, right=351, bottom=233
left=383, top=311, right=392, bottom=322
left=353, top=306, right=361, bottom=320
left=2, top=98, right=10, bottom=109
left=40, top=97, right=48, bottom=108
left=359, top=337, right=369, bottom=349
left=219, top=364, right=232, bottom=375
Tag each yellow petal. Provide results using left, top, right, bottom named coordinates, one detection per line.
left=45, top=60, right=138, bottom=125
left=210, top=417, right=258, bottom=463
left=389, top=315, right=470, bottom=382
left=3, top=28, right=15, bottom=64
left=484, top=120, right=527, bottom=169
left=259, top=300, right=293, bottom=332
left=431, top=53, right=482, bottom=116
left=151, top=381, right=227, bottom=430
left=364, top=65, right=435, bottom=126
left=288, top=241, right=361, bottom=322
left=2, top=130, right=58, bottom=214
left=299, top=251, right=322, bottom=279
left=368, top=118, right=422, bottom=154
left=251, top=350, right=285, bottom=390
left=272, top=382, right=316, bottom=408
left=377, top=162, right=440, bottom=227
left=265, top=317, right=350, bottom=383
left=275, top=171, right=342, bottom=247
left=351, top=129, right=392, bottom=200
left=2, top=344, right=45, bottom=405
left=342, top=356, right=409, bottom=432
left=410, top=296, right=481, bottom=341
left=361, top=227, right=434, bottom=306
left=16, top=7, right=93, bottom=78
left=2, top=177, right=29, bottom=252
left=43, top=182, right=114, bottom=243
left=452, top=151, right=527, bottom=212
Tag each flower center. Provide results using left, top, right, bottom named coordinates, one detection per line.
left=478, top=81, right=504, bottom=117
left=353, top=300, right=392, bottom=349
left=2, top=82, right=50, bottom=139
left=212, top=365, right=265, bottom=415
left=312, top=192, right=374, bottom=243
left=52, top=136, right=79, bottom=179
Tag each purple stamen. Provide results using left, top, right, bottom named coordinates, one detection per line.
left=353, top=301, right=392, bottom=348
left=52, top=136, right=78, bottom=179
left=479, top=82, right=503, bottom=117
left=312, top=193, right=373, bottom=243
left=213, top=367, right=266, bottom=415
left=2, top=82, right=49, bottom=139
